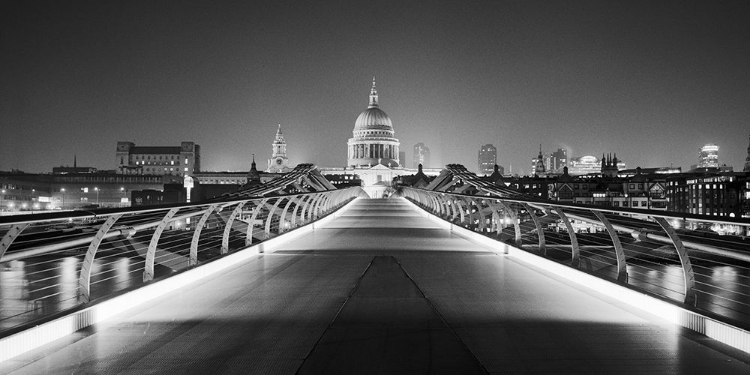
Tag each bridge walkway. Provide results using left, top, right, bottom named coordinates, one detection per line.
left=2, top=198, right=749, bottom=374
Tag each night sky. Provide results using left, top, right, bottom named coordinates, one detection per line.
left=2, top=1, right=749, bottom=175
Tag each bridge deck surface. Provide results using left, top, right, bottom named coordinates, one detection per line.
left=2, top=198, right=750, bottom=374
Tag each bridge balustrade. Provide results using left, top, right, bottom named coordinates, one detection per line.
left=0, top=187, right=363, bottom=333
left=399, top=187, right=750, bottom=325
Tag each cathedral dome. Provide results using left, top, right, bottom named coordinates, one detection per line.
left=347, top=77, right=400, bottom=168
left=355, top=107, right=393, bottom=129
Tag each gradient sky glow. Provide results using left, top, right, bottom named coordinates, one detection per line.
left=2, top=1, right=749, bottom=175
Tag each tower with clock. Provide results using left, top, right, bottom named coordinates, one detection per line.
left=267, top=124, right=291, bottom=173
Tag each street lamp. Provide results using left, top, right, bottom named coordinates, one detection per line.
left=1, top=189, right=5, bottom=211
left=95, top=187, right=99, bottom=206
left=61, top=188, right=65, bottom=209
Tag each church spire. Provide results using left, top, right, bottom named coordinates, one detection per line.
left=368, top=76, right=379, bottom=108
left=245, top=153, right=261, bottom=187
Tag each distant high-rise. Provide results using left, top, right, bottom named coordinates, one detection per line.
left=478, top=144, right=497, bottom=175
left=744, top=135, right=750, bottom=172
left=413, top=143, right=430, bottom=168
left=698, top=144, right=719, bottom=168
left=551, top=148, right=568, bottom=172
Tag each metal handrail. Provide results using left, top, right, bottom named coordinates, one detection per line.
left=0, top=187, right=365, bottom=332
left=398, top=186, right=750, bottom=324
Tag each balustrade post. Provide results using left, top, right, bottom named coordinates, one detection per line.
left=455, top=199, right=467, bottom=226
left=477, top=199, right=488, bottom=233
left=591, top=210, right=628, bottom=283
left=313, top=194, right=328, bottom=219
left=190, top=204, right=218, bottom=265
left=78, top=214, right=122, bottom=303
left=498, top=201, right=522, bottom=249
left=450, top=199, right=459, bottom=222
left=521, top=203, right=546, bottom=255
left=307, top=194, right=324, bottom=221
left=264, top=198, right=284, bottom=239
left=293, top=195, right=312, bottom=226
left=553, top=206, right=580, bottom=267
left=246, top=198, right=270, bottom=245
left=654, top=217, right=697, bottom=305
left=279, top=196, right=300, bottom=233
left=144, top=208, right=180, bottom=282
left=466, top=198, right=477, bottom=230
left=0, top=223, right=30, bottom=261
left=221, top=203, right=246, bottom=254
left=300, top=194, right=318, bottom=223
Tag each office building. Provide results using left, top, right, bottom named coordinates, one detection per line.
left=478, top=144, right=497, bottom=175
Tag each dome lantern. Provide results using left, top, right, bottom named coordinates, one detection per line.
left=369, top=76, right=379, bottom=108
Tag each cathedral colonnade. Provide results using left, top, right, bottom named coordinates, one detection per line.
left=348, top=143, right=399, bottom=161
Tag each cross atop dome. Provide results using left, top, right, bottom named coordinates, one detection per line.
left=368, top=76, right=379, bottom=108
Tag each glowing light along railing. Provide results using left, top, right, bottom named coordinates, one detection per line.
left=398, top=187, right=750, bottom=353
left=0, top=187, right=364, bottom=334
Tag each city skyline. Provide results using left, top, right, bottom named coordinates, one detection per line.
left=2, top=1, right=750, bottom=175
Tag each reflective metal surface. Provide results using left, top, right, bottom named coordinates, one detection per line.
left=2, top=198, right=749, bottom=374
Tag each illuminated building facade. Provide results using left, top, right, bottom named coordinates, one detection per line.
left=0, top=171, right=162, bottom=211
left=551, top=148, right=567, bottom=172
left=531, top=147, right=567, bottom=175
left=478, top=144, right=497, bottom=175
left=116, top=141, right=200, bottom=177
left=698, top=143, right=719, bottom=168
left=546, top=167, right=668, bottom=211
left=568, top=155, right=626, bottom=176
left=567, top=156, right=600, bottom=176
left=666, top=173, right=744, bottom=217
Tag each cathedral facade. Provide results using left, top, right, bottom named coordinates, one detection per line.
left=347, top=78, right=401, bottom=168
left=320, top=78, right=410, bottom=198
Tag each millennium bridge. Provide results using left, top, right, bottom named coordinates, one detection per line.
left=1, top=164, right=749, bottom=373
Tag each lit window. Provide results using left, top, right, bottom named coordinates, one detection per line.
left=185, top=158, right=189, bottom=164
left=184, top=167, right=188, bottom=172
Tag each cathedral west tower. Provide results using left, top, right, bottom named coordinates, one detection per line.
left=267, top=124, right=291, bottom=173
left=347, top=77, right=400, bottom=168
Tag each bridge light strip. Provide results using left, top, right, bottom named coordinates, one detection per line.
left=401, top=197, right=750, bottom=355
left=0, top=197, right=361, bottom=364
